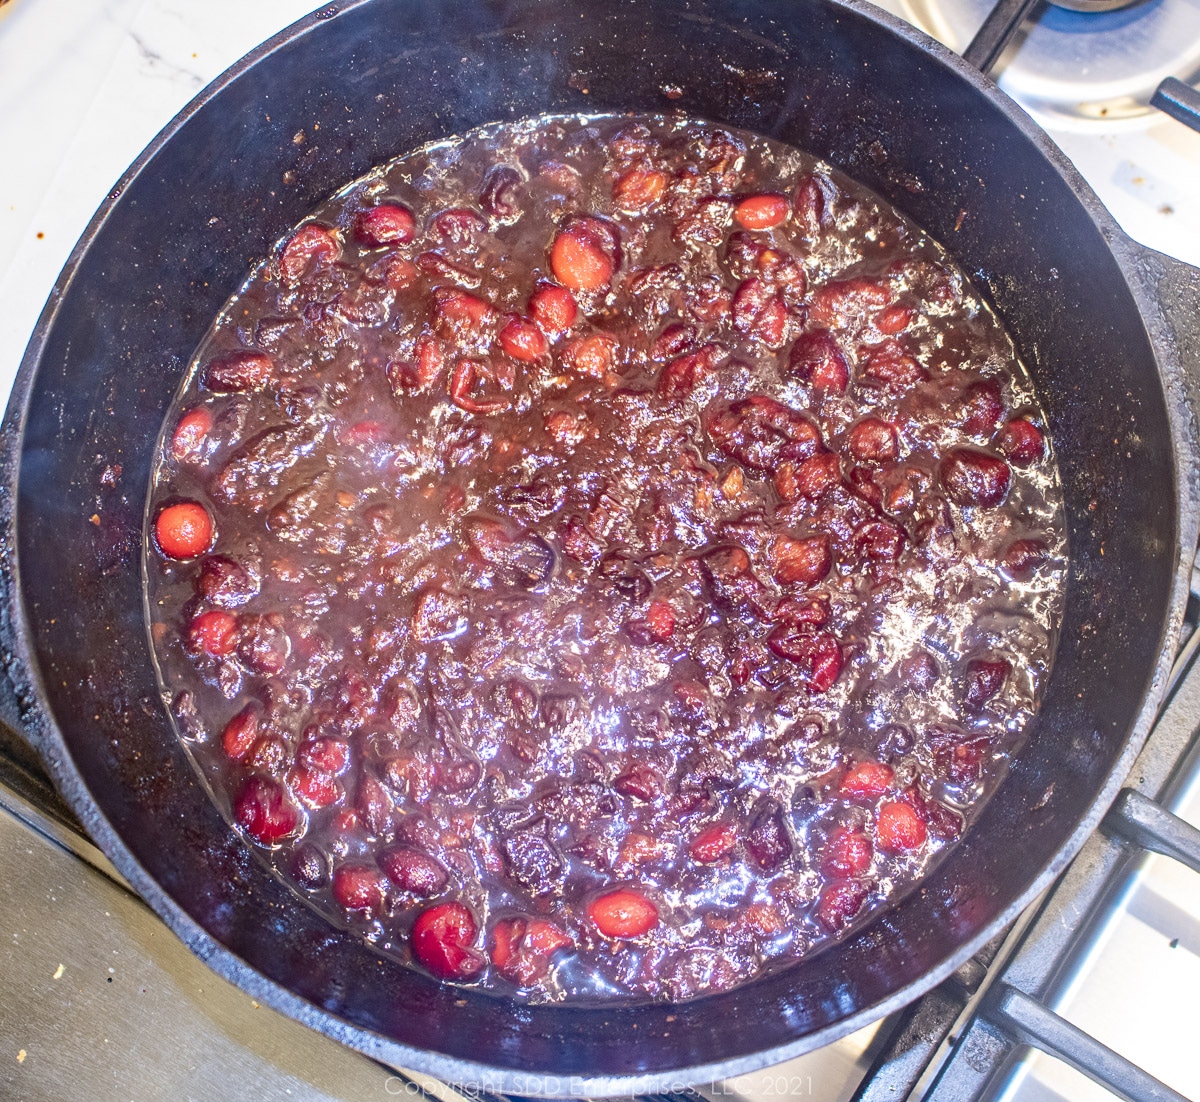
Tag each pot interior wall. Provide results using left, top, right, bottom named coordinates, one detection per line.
left=10, top=0, right=1179, bottom=1081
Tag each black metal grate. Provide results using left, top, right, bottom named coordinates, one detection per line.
left=846, top=553, right=1200, bottom=1102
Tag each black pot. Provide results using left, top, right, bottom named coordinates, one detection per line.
left=4, top=0, right=1200, bottom=1093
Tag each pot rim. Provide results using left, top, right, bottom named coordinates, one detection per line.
left=2, top=0, right=1196, bottom=1094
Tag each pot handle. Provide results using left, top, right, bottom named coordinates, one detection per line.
left=1117, top=240, right=1200, bottom=433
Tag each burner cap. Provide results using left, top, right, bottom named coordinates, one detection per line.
left=902, top=0, right=1200, bottom=125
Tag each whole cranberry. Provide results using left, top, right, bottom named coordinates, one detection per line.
left=940, top=448, right=1012, bottom=508
left=354, top=203, right=416, bottom=246
left=379, top=845, right=449, bottom=897
left=234, top=775, right=299, bottom=846
left=411, top=902, right=486, bottom=980
left=587, top=889, right=659, bottom=938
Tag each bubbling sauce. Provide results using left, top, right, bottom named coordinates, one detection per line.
left=145, top=114, right=1066, bottom=1003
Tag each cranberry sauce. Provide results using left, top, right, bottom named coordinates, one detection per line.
left=145, top=114, right=1066, bottom=1003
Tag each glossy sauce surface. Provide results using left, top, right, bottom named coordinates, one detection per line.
left=146, top=115, right=1066, bottom=1003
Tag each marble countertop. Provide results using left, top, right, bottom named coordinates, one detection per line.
left=0, top=0, right=319, bottom=403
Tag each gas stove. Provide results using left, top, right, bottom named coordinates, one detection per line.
left=2, top=2, right=1199, bottom=1100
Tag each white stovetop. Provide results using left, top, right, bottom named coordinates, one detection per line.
left=1, top=2, right=1198, bottom=1101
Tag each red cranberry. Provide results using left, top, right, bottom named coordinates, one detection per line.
left=876, top=800, right=927, bottom=852
left=810, top=278, right=890, bottom=325
left=297, top=736, right=350, bottom=775
left=331, top=865, right=388, bottom=912
left=170, top=407, right=213, bottom=462
left=960, top=380, right=1004, bottom=435
left=940, top=448, right=1012, bottom=507
left=786, top=331, right=849, bottom=394
left=998, top=417, right=1045, bottom=465
left=613, top=168, right=669, bottom=211
left=816, top=878, right=870, bottom=931
left=278, top=223, right=340, bottom=282
left=735, top=193, right=789, bottom=230
left=726, top=230, right=765, bottom=277
left=246, top=735, right=287, bottom=775
left=550, top=216, right=619, bottom=292
left=563, top=334, right=618, bottom=379
left=435, top=288, right=497, bottom=336
left=379, top=845, right=449, bottom=896
left=290, top=766, right=341, bottom=808
left=234, top=775, right=299, bottom=845
left=820, top=827, right=873, bottom=878
left=840, top=760, right=895, bottom=800
left=412, top=902, right=485, bottom=979
left=498, top=315, right=548, bottom=362
left=875, top=304, right=913, bottom=334
left=999, top=537, right=1049, bottom=579
left=156, top=502, right=213, bottom=560
left=770, top=534, right=832, bottom=586
left=588, top=889, right=659, bottom=938
left=354, top=203, right=415, bottom=246
left=690, top=822, right=738, bottom=863
left=963, top=658, right=1010, bottom=711
left=221, top=704, right=259, bottom=761
left=847, top=418, right=899, bottom=463
left=529, top=283, right=577, bottom=334
left=187, top=610, right=239, bottom=658
left=745, top=798, right=792, bottom=870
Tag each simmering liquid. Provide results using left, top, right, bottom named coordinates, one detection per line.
left=145, top=114, right=1066, bottom=1003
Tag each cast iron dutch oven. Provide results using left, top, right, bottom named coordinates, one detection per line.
left=4, top=0, right=1200, bottom=1092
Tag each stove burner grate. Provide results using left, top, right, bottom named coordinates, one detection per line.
left=904, top=0, right=1200, bottom=125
